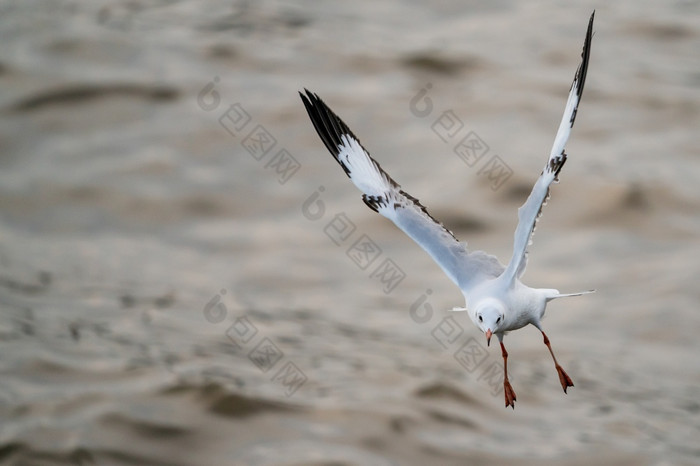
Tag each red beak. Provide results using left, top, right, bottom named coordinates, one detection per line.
left=485, top=329, right=492, bottom=346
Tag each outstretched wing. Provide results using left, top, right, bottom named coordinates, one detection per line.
left=501, top=11, right=594, bottom=284
left=300, top=89, right=503, bottom=293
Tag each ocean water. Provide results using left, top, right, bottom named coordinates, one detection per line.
left=1, top=1, right=699, bottom=465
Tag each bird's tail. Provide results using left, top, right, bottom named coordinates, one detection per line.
left=546, top=289, right=595, bottom=302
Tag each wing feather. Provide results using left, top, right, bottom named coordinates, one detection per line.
left=300, top=90, right=503, bottom=292
left=501, top=11, right=594, bottom=283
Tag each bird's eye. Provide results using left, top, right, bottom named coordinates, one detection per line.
left=478, top=315, right=483, bottom=322
left=496, top=316, right=501, bottom=324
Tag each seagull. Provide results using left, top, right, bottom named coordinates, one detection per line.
left=299, top=12, right=595, bottom=409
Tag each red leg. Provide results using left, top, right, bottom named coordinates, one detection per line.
left=500, top=341, right=516, bottom=409
left=542, top=331, right=574, bottom=393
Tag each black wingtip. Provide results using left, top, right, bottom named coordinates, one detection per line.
left=299, top=89, right=358, bottom=177
left=567, top=12, right=594, bottom=127
left=298, top=88, right=319, bottom=114
left=576, top=10, right=595, bottom=100
left=299, top=88, right=316, bottom=104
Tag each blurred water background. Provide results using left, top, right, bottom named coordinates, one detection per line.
left=1, top=1, right=699, bottom=465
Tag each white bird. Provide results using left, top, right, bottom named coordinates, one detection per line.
left=300, top=12, right=595, bottom=409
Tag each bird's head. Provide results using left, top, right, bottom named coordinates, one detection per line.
left=473, top=298, right=506, bottom=346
